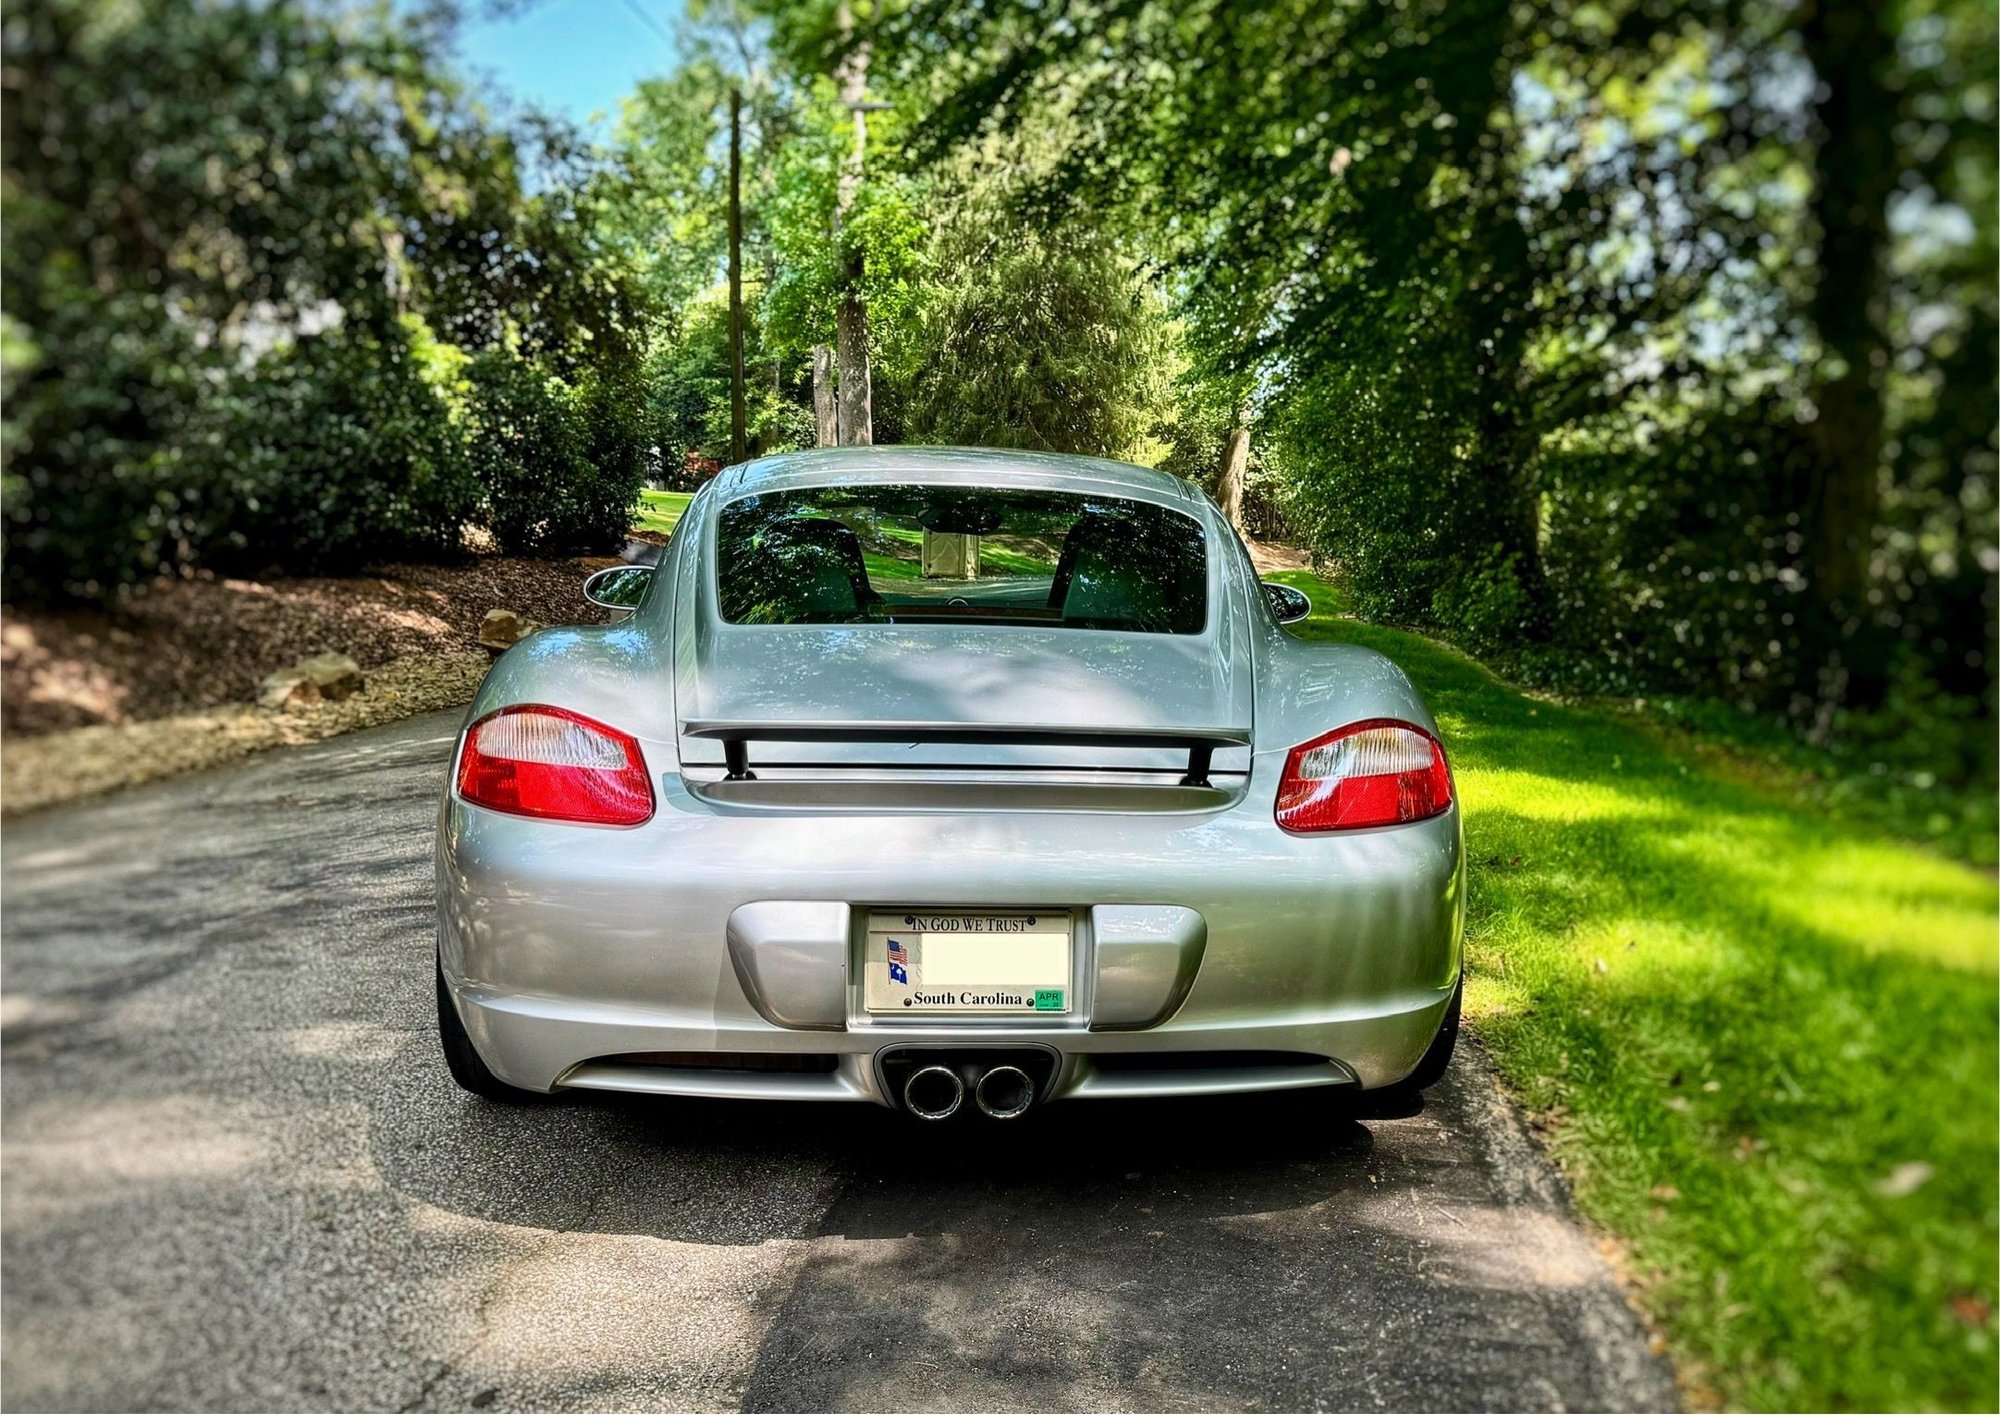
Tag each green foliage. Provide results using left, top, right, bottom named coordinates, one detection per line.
left=896, top=231, right=1177, bottom=458
left=467, top=354, right=647, bottom=555
left=1, top=282, right=229, bottom=597
left=604, top=62, right=735, bottom=321
left=1, top=0, right=653, bottom=601
left=604, top=17, right=1202, bottom=475
left=878, top=0, right=1997, bottom=772
left=760, top=80, right=929, bottom=359
left=1277, top=571, right=1998, bottom=1410
left=642, top=287, right=817, bottom=479
left=214, top=324, right=484, bottom=571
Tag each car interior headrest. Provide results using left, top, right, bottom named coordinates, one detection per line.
left=735, top=517, right=876, bottom=622
left=1053, top=516, right=1173, bottom=629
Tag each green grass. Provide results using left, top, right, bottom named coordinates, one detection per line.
left=1268, top=569, right=1999, bottom=1411
left=1612, top=694, right=1999, bottom=869
left=862, top=552, right=923, bottom=581
left=873, top=523, right=1057, bottom=576
left=634, top=488, right=694, bottom=536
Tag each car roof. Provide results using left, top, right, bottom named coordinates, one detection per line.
left=714, top=446, right=1202, bottom=509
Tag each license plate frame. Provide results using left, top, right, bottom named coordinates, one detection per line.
left=862, top=910, right=1073, bottom=1016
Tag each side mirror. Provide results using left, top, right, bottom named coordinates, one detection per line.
left=583, top=564, right=653, bottom=611
left=1262, top=581, right=1311, bottom=625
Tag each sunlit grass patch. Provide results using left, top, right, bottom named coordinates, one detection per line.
left=861, top=552, right=922, bottom=581
left=1463, top=766, right=1684, bottom=823
left=630, top=493, right=1051, bottom=584
left=1278, top=569, right=1999, bottom=1411
left=634, top=488, right=693, bottom=536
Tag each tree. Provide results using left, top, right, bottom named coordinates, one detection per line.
left=874, top=0, right=1995, bottom=733
left=2, top=0, right=654, bottom=597
left=896, top=229, right=1178, bottom=458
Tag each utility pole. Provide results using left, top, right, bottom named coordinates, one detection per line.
left=832, top=1, right=874, bottom=446
left=727, top=88, right=747, bottom=465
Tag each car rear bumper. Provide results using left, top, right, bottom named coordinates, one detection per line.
left=448, top=983, right=1453, bottom=1104
left=436, top=762, right=1464, bottom=1103
left=450, top=983, right=1456, bottom=1103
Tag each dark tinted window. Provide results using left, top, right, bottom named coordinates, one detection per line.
left=715, top=484, right=1207, bottom=634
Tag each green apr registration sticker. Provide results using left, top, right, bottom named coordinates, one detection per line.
left=1034, top=989, right=1065, bottom=1011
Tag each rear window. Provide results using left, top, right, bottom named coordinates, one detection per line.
left=715, top=484, right=1208, bottom=634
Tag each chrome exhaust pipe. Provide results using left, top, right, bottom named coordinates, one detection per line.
left=974, top=1064, right=1036, bottom=1120
left=902, top=1064, right=965, bottom=1121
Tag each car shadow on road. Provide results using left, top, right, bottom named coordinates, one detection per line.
left=358, top=1009, right=1669, bottom=1412
left=370, top=1072, right=1664, bottom=1413
left=375, top=1078, right=1390, bottom=1248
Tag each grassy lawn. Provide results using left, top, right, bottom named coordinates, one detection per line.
left=1268, top=569, right=1999, bottom=1411
left=634, top=488, right=694, bottom=537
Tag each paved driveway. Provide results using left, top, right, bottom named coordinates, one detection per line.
left=1, top=712, right=1674, bottom=1411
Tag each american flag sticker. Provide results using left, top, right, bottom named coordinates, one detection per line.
left=887, top=936, right=911, bottom=986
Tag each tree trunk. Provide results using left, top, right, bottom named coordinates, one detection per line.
left=836, top=281, right=872, bottom=447
left=812, top=344, right=838, bottom=447
left=1797, top=0, right=1899, bottom=721
left=1217, top=403, right=1251, bottom=533
left=1475, top=410, right=1548, bottom=636
left=1462, top=196, right=1547, bottom=639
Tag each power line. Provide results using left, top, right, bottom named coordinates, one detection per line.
left=615, top=0, right=676, bottom=49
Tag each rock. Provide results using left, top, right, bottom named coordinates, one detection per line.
left=258, top=668, right=322, bottom=711
left=477, top=608, right=542, bottom=652
left=257, top=653, right=362, bottom=709
left=298, top=651, right=365, bottom=701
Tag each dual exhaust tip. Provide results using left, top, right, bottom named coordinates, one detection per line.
left=903, top=1062, right=1036, bottom=1121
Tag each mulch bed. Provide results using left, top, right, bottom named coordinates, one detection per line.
left=1, top=555, right=611, bottom=739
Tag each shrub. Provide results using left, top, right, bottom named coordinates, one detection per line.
left=212, top=326, right=482, bottom=573
left=1, top=284, right=232, bottom=599
left=468, top=354, right=646, bottom=555
left=0, top=0, right=655, bottom=603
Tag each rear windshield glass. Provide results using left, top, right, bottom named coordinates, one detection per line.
left=715, top=484, right=1207, bottom=634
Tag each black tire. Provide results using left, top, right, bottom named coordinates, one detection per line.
left=436, top=958, right=541, bottom=1103
left=1376, top=975, right=1462, bottom=1101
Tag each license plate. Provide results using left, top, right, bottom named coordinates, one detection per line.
left=863, top=910, right=1072, bottom=1015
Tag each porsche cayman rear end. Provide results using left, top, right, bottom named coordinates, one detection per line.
left=435, top=448, right=1464, bottom=1118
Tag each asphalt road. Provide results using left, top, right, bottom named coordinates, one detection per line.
left=2, top=711, right=1676, bottom=1412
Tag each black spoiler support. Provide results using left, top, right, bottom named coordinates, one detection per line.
left=680, top=720, right=1252, bottom=789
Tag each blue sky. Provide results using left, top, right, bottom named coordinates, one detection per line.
left=452, top=0, right=684, bottom=133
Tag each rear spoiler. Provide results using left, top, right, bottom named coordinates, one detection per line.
left=681, top=720, right=1252, bottom=788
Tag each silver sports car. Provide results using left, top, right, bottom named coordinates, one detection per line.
left=436, top=447, right=1464, bottom=1120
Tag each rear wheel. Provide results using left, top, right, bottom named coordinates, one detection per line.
left=1376, top=976, right=1461, bottom=1100
left=436, top=958, right=541, bottom=1103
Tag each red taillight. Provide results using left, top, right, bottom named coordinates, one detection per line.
left=455, top=705, right=654, bottom=826
left=1275, top=718, right=1453, bottom=833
